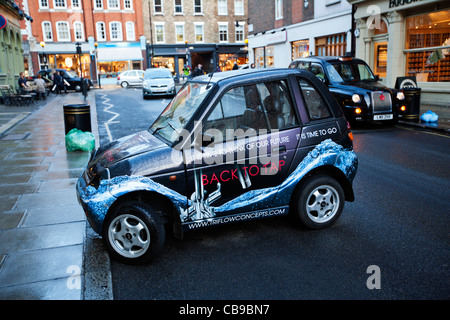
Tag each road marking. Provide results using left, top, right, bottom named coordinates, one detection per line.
left=99, top=93, right=120, bottom=142
left=0, top=112, right=30, bottom=135
left=397, top=125, right=450, bottom=139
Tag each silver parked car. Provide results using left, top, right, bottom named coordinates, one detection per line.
left=117, top=70, right=145, bottom=88
left=142, top=68, right=176, bottom=99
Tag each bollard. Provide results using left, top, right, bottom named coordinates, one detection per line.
left=63, top=104, right=92, bottom=134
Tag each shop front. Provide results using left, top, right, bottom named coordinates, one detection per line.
left=97, top=42, right=144, bottom=78
left=350, top=0, right=450, bottom=105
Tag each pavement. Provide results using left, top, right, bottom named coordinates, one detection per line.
left=0, top=88, right=448, bottom=300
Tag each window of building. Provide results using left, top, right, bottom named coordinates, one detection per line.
left=219, top=23, right=228, bottom=43
left=194, top=0, right=202, bottom=14
left=108, top=0, right=119, bottom=9
left=235, top=0, right=244, bottom=16
left=155, top=23, right=165, bottom=43
left=96, top=22, right=106, bottom=41
left=175, top=23, right=185, bottom=43
left=275, top=0, right=283, bottom=20
left=315, top=33, right=346, bottom=56
left=405, top=10, right=450, bottom=83
left=54, top=0, right=66, bottom=8
left=194, top=23, right=204, bottom=43
left=124, top=0, right=132, bottom=9
left=72, top=0, right=81, bottom=8
left=40, top=0, right=49, bottom=8
left=110, top=22, right=123, bottom=41
left=42, top=21, right=53, bottom=41
left=174, top=0, right=183, bottom=14
left=56, top=21, right=70, bottom=41
left=94, top=0, right=103, bottom=9
left=218, top=0, right=227, bottom=15
left=74, top=22, right=84, bottom=41
left=235, top=23, right=244, bottom=42
left=254, top=46, right=274, bottom=68
left=154, top=0, right=163, bottom=13
left=126, top=22, right=135, bottom=41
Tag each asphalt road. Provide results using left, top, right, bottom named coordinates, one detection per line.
left=95, top=87, right=449, bottom=300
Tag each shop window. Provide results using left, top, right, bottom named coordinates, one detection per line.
left=405, top=10, right=450, bottom=83
left=292, top=39, right=309, bottom=60
left=315, top=33, right=346, bottom=56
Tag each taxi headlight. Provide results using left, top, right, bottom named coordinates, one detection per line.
left=352, top=94, right=361, bottom=103
left=396, top=91, right=405, bottom=100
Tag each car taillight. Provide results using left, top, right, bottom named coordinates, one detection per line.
left=117, top=76, right=120, bottom=80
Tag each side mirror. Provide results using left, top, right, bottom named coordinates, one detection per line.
left=374, top=75, right=380, bottom=81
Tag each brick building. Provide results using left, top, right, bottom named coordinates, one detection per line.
left=21, top=0, right=146, bottom=81
left=247, top=0, right=354, bottom=68
left=143, top=0, right=249, bottom=76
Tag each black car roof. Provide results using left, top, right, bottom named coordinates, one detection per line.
left=193, top=68, right=308, bottom=85
left=292, top=56, right=367, bottom=64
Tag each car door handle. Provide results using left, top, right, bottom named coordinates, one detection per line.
left=272, top=145, right=286, bottom=153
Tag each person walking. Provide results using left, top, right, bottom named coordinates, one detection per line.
left=54, top=71, right=63, bottom=94
left=192, top=64, right=204, bottom=78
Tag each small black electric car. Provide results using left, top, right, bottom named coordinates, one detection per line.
left=289, top=56, right=406, bottom=124
left=77, top=68, right=358, bottom=264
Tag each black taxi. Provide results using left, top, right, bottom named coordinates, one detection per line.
left=289, top=56, right=407, bottom=124
left=77, top=68, right=358, bottom=264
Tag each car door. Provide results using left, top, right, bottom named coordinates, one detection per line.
left=182, top=79, right=301, bottom=223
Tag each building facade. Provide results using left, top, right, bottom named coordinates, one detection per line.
left=247, top=0, right=354, bottom=69
left=22, top=0, right=146, bottom=81
left=348, top=0, right=450, bottom=105
left=143, top=0, right=249, bottom=76
left=0, top=0, right=27, bottom=87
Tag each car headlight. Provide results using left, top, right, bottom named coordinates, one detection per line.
left=352, top=94, right=361, bottom=103
left=396, top=91, right=405, bottom=100
left=143, top=82, right=149, bottom=89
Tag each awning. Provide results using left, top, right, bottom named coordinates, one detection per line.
left=98, top=46, right=143, bottom=62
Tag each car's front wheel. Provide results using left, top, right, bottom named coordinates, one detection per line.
left=103, top=201, right=165, bottom=265
left=293, top=175, right=344, bottom=229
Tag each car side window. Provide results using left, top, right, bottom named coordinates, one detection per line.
left=309, top=63, right=325, bottom=81
left=204, top=80, right=298, bottom=141
left=297, top=77, right=331, bottom=120
left=296, top=61, right=310, bottom=70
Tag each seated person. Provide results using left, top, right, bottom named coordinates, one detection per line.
left=34, top=74, right=46, bottom=100
left=18, top=72, right=28, bottom=93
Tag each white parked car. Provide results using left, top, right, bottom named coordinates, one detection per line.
left=142, top=68, right=176, bottom=99
left=117, top=70, right=145, bottom=88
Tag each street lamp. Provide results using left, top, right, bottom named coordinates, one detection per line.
left=40, top=41, right=47, bottom=70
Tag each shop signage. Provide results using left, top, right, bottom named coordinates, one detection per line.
left=389, top=0, right=422, bottom=8
left=0, top=14, right=7, bottom=30
left=267, top=30, right=287, bottom=45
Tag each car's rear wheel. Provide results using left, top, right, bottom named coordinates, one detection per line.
left=293, top=175, right=344, bottom=229
left=103, top=201, right=165, bottom=265
left=121, top=81, right=129, bottom=88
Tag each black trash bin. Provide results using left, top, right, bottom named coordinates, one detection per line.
left=403, top=87, right=421, bottom=122
left=63, top=104, right=91, bottom=134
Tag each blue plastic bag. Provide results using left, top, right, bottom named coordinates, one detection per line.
left=420, top=110, right=439, bottom=122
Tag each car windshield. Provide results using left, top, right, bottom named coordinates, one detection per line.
left=149, top=82, right=213, bottom=144
left=145, top=69, right=172, bottom=79
left=65, top=70, right=77, bottom=78
left=326, top=62, right=376, bottom=82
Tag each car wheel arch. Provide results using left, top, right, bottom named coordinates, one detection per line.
left=290, top=165, right=354, bottom=205
left=105, top=190, right=183, bottom=239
